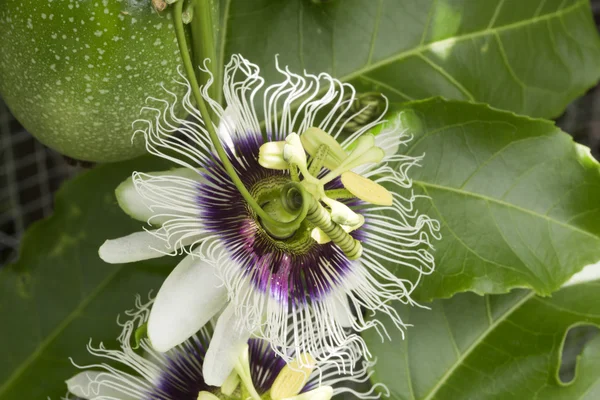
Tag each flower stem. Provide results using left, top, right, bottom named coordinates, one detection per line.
left=172, top=0, right=293, bottom=231
left=190, top=0, right=217, bottom=100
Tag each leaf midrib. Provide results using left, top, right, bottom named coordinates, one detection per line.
left=251, top=0, right=588, bottom=134
left=0, top=267, right=123, bottom=396
left=340, top=0, right=587, bottom=84
left=420, top=292, right=534, bottom=400
left=413, top=180, right=600, bottom=243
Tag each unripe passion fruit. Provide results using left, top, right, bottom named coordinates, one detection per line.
left=0, top=0, right=185, bottom=162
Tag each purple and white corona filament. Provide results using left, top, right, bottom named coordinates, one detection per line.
left=65, top=296, right=386, bottom=400
left=98, top=55, right=440, bottom=384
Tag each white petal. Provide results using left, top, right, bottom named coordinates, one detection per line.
left=283, top=386, right=333, bottom=400
left=203, top=303, right=252, bottom=386
left=116, top=168, right=202, bottom=224
left=148, top=254, right=227, bottom=352
left=66, top=371, right=138, bottom=400
left=218, top=107, right=237, bottom=153
left=98, top=229, right=195, bottom=264
left=563, top=261, right=600, bottom=287
left=332, top=294, right=354, bottom=328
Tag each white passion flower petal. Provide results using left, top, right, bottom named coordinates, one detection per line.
left=203, top=303, right=252, bottom=386
left=332, top=294, right=355, bottom=328
left=116, top=168, right=203, bottom=225
left=99, top=229, right=197, bottom=264
left=66, top=371, right=138, bottom=400
left=148, top=254, right=228, bottom=352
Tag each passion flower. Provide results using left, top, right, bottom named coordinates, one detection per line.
left=65, top=296, right=387, bottom=400
left=99, top=54, right=440, bottom=384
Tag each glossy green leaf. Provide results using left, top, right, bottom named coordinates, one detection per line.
left=381, top=98, right=600, bottom=300
left=0, top=157, right=173, bottom=399
left=222, top=0, right=600, bottom=118
left=363, top=280, right=600, bottom=399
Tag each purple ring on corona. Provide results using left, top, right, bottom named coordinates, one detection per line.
left=197, top=133, right=364, bottom=305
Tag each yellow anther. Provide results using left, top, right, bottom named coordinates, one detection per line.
left=259, top=141, right=288, bottom=170
left=300, top=127, right=347, bottom=170
left=320, top=134, right=385, bottom=184
left=270, top=353, right=316, bottom=400
left=341, top=171, right=393, bottom=206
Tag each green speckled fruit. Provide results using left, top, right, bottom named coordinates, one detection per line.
left=0, top=0, right=185, bottom=162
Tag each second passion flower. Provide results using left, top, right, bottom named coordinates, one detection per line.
left=98, top=55, right=440, bottom=385
left=65, top=296, right=386, bottom=400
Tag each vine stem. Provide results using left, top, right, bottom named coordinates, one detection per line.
left=173, top=0, right=293, bottom=230
left=174, top=0, right=354, bottom=254
left=190, top=0, right=218, bottom=101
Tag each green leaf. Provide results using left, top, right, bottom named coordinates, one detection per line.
left=363, top=281, right=600, bottom=399
left=222, top=0, right=600, bottom=118
left=385, top=98, right=600, bottom=300
left=0, top=157, right=173, bottom=399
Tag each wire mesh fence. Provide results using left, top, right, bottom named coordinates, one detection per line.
left=0, top=99, right=82, bottom=265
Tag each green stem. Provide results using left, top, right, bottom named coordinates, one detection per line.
left=172, top=1, right=291, bottom=230
left=190, top=0, right=218, bottom=100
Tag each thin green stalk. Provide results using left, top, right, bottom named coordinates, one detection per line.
left=190, top=0, right=218, bottom=100
left=172, top=1, right=293, bottom=230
